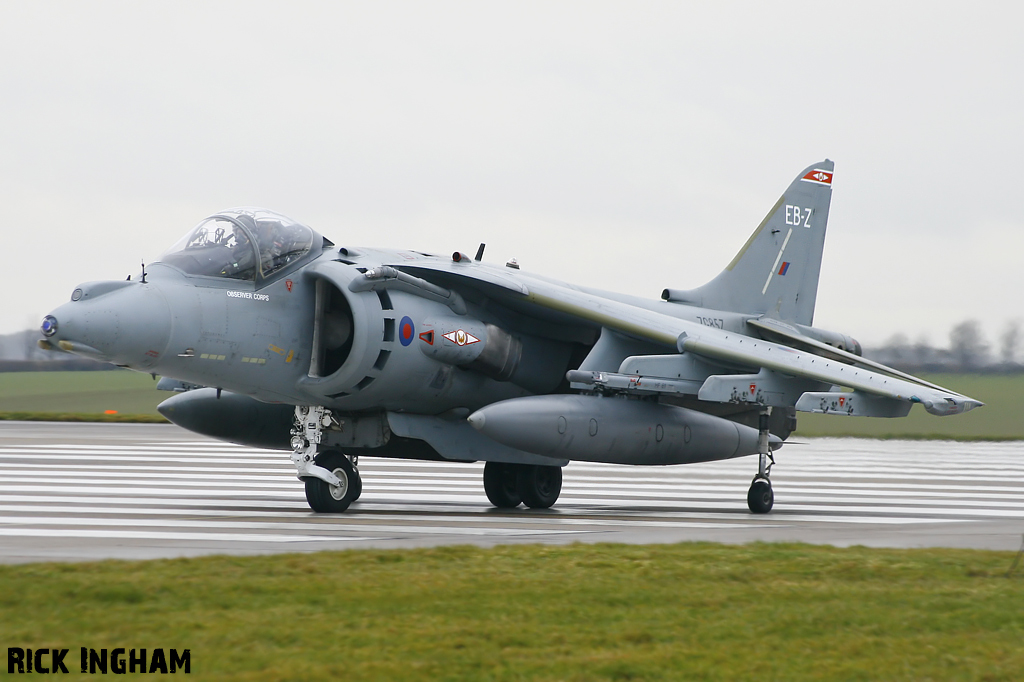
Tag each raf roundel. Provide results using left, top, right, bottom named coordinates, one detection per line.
left=399, top=316, right=415, bottom=346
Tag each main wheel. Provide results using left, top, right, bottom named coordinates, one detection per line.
left=517, top=464, right=562, bottom=509
left=747, top=477, right=774, bottom=514
left=483, top=462, right=522, bottom=508
left=304, top=451, right=360, bottom=513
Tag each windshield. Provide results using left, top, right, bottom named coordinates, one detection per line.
left=160, top=217, right=258, bottom=280
left=159, top=208, right=314, bottom=281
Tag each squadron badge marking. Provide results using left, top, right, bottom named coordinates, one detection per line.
left=443, top=329, right=480, bottom=346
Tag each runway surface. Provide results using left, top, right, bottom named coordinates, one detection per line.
left=1, top=421, right=1022, bottom=563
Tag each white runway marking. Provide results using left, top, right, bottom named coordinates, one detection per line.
left=1, top=424, right=1022, bottom=561
left=0, top=528, right=373, bottom=543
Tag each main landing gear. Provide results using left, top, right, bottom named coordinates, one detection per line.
left=291, top=406, right=363, bottom=513
left=747, top=408, right=775, bottom=514
left=483, top=461, right=562, bottom=509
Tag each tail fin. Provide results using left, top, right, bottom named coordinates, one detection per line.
left=663, top=160, right=834, bottom=326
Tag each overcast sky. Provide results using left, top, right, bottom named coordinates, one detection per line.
left=2, top=2, right=1021, bottom=348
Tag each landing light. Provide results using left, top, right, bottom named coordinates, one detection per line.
left=41, top=316, right=58, bottom=337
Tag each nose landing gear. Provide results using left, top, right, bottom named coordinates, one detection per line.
left=747, top=408, right=775, bottom=514
left=291, top=406, right=362, bottom=513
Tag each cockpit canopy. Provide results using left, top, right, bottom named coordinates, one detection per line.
left=159, top=208, right=315, bottom=281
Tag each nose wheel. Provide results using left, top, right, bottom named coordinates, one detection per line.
left=305, top=450, right=361, bottom=513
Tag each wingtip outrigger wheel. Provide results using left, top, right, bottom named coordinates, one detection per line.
left=747, top=407, right=775, bottom=514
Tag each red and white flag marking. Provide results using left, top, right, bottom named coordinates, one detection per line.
left=801, top=169, right=833, bottom=186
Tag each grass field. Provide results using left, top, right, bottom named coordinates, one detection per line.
left=2, top=542, right=1023, bottom=681
left=0, top=370, right=166, bottom=417
left=793, top=374, right=1024, bottom=440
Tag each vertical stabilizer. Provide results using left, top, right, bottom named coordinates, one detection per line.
left=671, top=160, right=834, bottom=326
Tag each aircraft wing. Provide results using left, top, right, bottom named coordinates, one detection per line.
left=388, top=263, right=981, bottom=417
left=388, top=261, right=530, bottom=295
left=744, top=316, right=967, bottom=397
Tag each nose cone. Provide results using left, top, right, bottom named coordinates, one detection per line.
left=45, top=280, right=172, bottom=369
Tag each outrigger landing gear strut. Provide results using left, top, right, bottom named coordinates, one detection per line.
left=747, top=407, right=775, bottom=514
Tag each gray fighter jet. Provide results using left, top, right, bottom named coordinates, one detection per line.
left=39, top=160, right=982, bottom=514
